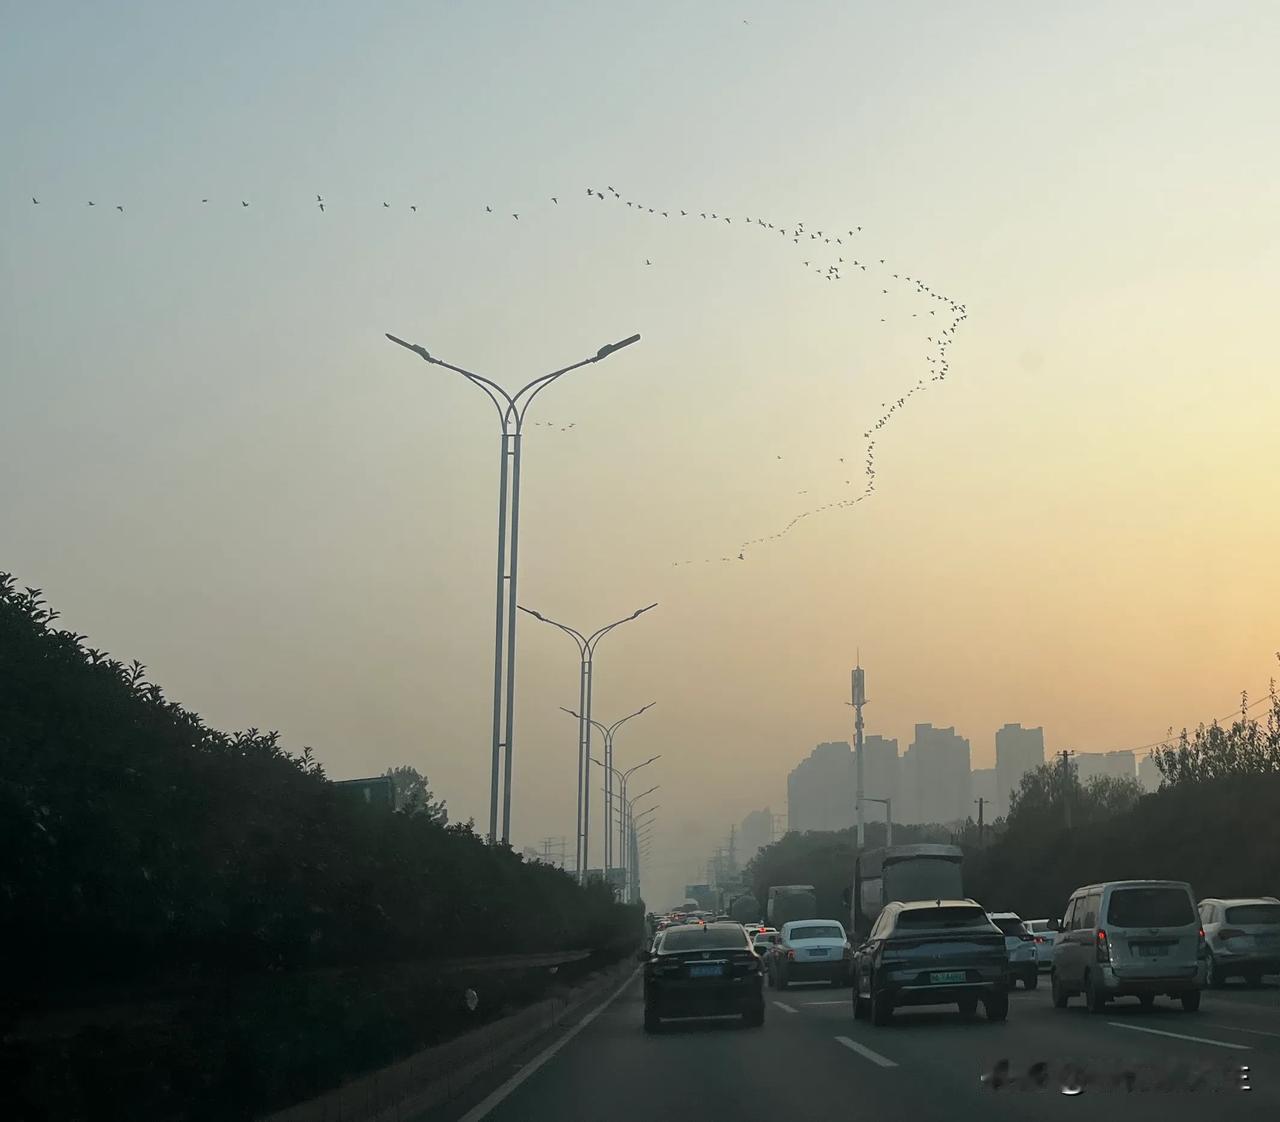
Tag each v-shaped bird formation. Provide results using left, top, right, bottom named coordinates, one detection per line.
left=22, top=184, right=966, bottom=566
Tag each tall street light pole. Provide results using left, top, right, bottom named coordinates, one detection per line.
left=385, top=330, right=641, bottom=845
left=562, top=702, right=655, bottom=881
left=624, top=784, right=660, bottom=903
left=523, top=606, right=656, bottom=880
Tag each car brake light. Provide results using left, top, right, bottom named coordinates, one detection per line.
left=1198, top=927, right=1208, bottom=957
left=1034, top=936, right=1044, bottom=944
left=1218, top=928, right=1247, bottom=940
left=787, top=948, right=796, bottom=961
left=1096, top=929, right=1111, bottom=964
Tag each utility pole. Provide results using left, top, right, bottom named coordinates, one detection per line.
left=1059, top=750, right=1074, bottom=830
left=728, top=825, right=737, bottom=878
left=851, top=663, right=868, bottom=848
left=974, top=798, right=985, bottom=847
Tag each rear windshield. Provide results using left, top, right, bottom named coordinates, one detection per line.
left=1225, top=904, right=1280, bottom=926
left=1024, top=920, right=1050, bottom=933
left=790, top=925, right=844, bottom=940
left=661, top=926, right=749, bottom=952
left=1106, top=887, right=1194, bottom=927
left=992, top=918, right=1029, bottom=937
left=896, top=906, right=990, bottom=930
left=753, top=933, right=780, bottom=945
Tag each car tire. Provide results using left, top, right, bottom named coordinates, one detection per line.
left=643, top=1004, right=662, bottom=1034
left=1207, top=952, right=1225, bottom=989
left=984, top=992, right=1009, bottom=1023
left=1050, top=971, right=1069, bottom=1009
left=870, top=980, right=893, bottom=1026
left=1023, top=970, right=1038, bottom=992
left=853, top=989, right=867, bottom=1020
left=1138, top=993, right=1155, bottom=1010
left=742, top=1002, right=765, bottom=1028
left=957, top=996, right=978, bottom=1019
left=1084, top=971, right=1108, bottom=1014
left=1181, top=989, right=1201, bottom=1012
left=777, top=966, right=790, bottom=991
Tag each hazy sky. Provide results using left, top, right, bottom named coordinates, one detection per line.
left=4, top=1, right=1279, bottom=908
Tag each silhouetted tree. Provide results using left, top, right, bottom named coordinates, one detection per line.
left=384, top=765, right=448, bottom=822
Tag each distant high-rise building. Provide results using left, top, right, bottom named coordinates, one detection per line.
left=739, top=807, right=773, bottom=859
left=902, top=725, right=971, bottom=825
left=971, top=767, right=997, bottom=816
left=787, top=742, right=853, bottom=832
left=860, top=733, right=900, bottom=809
left=1137, top=752, right=1162, bottom=792
left=1075, top=749, right=1136, bottom=783
left=995, top=724, right=1045, bottom=817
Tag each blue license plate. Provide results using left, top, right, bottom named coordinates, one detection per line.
left=689, top=963, right=724, bottom=978
left=806, top=949, right=829, bottom=958
left=930, top=971, right=966, bottom=984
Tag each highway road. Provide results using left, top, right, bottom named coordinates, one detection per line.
left=429, top=974, right=1278, bottom=1121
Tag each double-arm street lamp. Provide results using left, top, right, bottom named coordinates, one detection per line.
left=385, top=330, right=640, bottom=845
left=523, top=605, right=656, bottom=879
left=561, top=703, right=654, bottom=880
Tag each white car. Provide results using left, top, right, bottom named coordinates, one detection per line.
left=1024, top=918, right=1058, bottom=970
left=1198, top=897, right=1280, bottom=987
left=988, top=911, right=1038, bottom=989
left=770, top=919, right=853, bottom=988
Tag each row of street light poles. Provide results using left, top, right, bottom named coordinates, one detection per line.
left=385, top=330, right=657, bottom=888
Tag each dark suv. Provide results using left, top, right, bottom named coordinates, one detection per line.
left=642, top=922, right=765, bottom=1032
left=852, top=899, right=1010, bottom=1025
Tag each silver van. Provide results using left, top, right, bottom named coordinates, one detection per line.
left=1049, top=880, right=1204, bottom=1012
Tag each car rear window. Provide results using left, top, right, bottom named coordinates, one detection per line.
left=992, top=918, right=1029, bottom=937
left=661, top=926, right=749, bottom=952
left=790, top=925, right=844, bottom=940
left=1106, top=887, right=1194, bottom=927
left=1225, top=904, right=1280, bottom=926
left=895, top=906, right=990, bottom=930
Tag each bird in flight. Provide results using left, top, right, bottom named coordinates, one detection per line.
left=116, top=205, right=124, bottom=212
left=382, top=202, right=389, bottom=208
left=485, top=205, right=492, bottom=212
left=645, top=259, right=652, bottom=266
left=87, top=201, right=95, bottom=206
left=512, top=213, right=519, bottom=220
left=202, top=198, right=208, bottom=203
left=551, top=196, right=558, bottom=204
left=32, top=197, right=38, bottom=204
left=318, top=202, right=325, bottom=212
left=241, top=201, right=249, bottom=207
left=316, top=194, right=322, bottom=202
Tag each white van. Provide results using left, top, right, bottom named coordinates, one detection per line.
left=1049, top=880, right=1204, bottom=1012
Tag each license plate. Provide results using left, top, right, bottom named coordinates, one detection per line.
left=930, top=971, right=966, bottom=984
left=1135, top=944, right=1169, bottom=958
left=807, top=949, right=829, bottom=958
left=689, top=963, right=724, bottom=978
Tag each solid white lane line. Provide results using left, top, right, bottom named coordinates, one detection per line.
left=801, top=1000, right=850, bottom=1006
left=458, top=968, right=640, bottom=1122
left=772, top=1000, right=799, bottom=1013
left=1106, top=1022, right=1251, bottom=1051
left=835, top=1035, right=899, bottom=1068
left=1202, top=1022, right=1280, bottom=1039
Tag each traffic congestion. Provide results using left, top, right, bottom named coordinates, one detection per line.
left=638, top=844, right=1280, bottom=1033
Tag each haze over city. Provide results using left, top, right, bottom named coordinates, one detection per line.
left=5, top=0, right=1279, bottom=913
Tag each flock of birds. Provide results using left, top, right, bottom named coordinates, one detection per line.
left=571, top=186, right=967, bottom=565
left=26, top=183, right=966, bottom=566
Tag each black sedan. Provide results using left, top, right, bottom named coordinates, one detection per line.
left=641, top=922, right=765, bottom=1032
left=852, top=899, right=1010, bottom=1025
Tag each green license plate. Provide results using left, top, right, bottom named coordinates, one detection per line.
left=930, top=971, right=966, bottom=984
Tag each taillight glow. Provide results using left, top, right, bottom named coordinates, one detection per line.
left=1096, top=929, right=1111, bottom=963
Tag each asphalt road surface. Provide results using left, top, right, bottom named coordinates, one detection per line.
left=428, top=973, right=1279, bottom=1121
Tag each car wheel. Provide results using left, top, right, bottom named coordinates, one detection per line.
left=1207, top=952, right=1224, bottom=989
left=1138, top=993, right=1155, bottom=1010
left=1023, top=970, right=1038, bottom=992
left=742, top=1002, right=765, bottom=1028
left=984, top=992, right=1009, bottom=1023
left=643, top=1004, right=662, bottom=1034
left=853, top=988, right=867, bottom=1020
left=1084, top=971, right=1108, bottom=1014
left=1181, top=989, right=1202, bottom=1013
left=870, top=981, right=893, bottom=1026
left=777, top=966, right=790, bottom=991
left=1050, top=971, right=1069, bottom=1009
left=957, top=996, right=978, bottom=1019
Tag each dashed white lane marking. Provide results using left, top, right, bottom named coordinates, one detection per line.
left=801, top=1000, right=850, bottom=1006
left=1107, top=1022, right=1251, bottom=1050
left=458, top=968, right=640, bottom=1121
left=772, top=1001, right=798, bottom=1013
left=835, top=1035, right=899, bottom=1067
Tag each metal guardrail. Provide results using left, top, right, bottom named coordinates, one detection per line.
left=429, top=949, right=593, bottom=974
